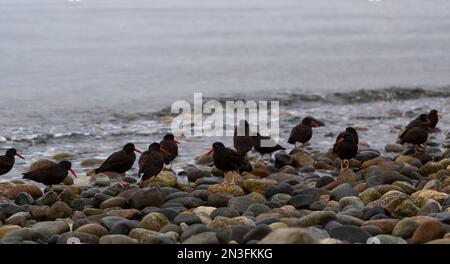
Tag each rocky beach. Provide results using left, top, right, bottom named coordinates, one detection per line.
left=1, top=128, right=450, bottom=244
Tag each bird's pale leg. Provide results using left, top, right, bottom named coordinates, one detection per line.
left=117, top=176, right=129, bottom=188
left=47, top=186, right=57, bottom=196
left=339, top=160, right=344, bottom=173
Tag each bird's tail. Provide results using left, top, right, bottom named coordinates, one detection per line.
left=22, top=173, right=30, bottom=179
left=396, top=129, right=406, bottom=144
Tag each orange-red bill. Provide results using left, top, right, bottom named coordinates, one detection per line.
left=311, top=120, right=320, bottom=128
left=134, top=148, right=143, bottom=154
left=437, top=112, right=442, bottom=119
left=69, top=168, right=78, bottom=178
left=205, top=148, right=214, bottom=156
left=337, top=138, right=344, bottom=144
left=16, top=153, right=25, bottom=160
left=175, top=140, right=181, bottom=144
left=160, top=147, right=171, bottom=155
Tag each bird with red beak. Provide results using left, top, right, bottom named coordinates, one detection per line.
left=94, top=143, right=142, bottom=187
left=0, top=148, right=25, bottom=176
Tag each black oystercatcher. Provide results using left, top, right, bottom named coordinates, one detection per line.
left=397, top=114, right=431, bottom=143
left=428, top=109, right=441, bottom=129
left=399, top=122, right=429, bottom=152
left=288, top=117, right=321, bottom=149
left=252, top=133, right=285, bottom=163
left=0, top=148, right=25, bottom=176
left=160, top=133, right=180, bottom=170
left=205, top=142, right=246, bottom=186
left=23, top=160, right=77, bottom=193
left=233, top=120, right=253, bottom=157
left=333, top=127, right=359, bottom=153
left=95, top=143, right=142, bottom=187
left=138, top=142, right=167, bottom=182
left=333, top=132, right=358, bottom=172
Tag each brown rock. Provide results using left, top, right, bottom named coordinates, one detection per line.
left=208, top=184, right=245, bottom=197
left=362, top=219, right=399, bottom=234
left=291, top=151, right=315, bottom=167
left=243, top=179, right=277, bottom=195
left=99, top=197, right=128, bottom=209
left=362, top=157, right=391, bottom=169
left=105, top=209, right=140, bottom=219
left=410, top=190, right=448, bottom=207
left=3, top=184, right=43, bottom=199
left=379, top=190, right=409, bottom=214
left=76, top=223, right=108, bottom=237
left=410, top=219, right=447, bottom=244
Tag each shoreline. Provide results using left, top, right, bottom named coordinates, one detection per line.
left=1, top=132, right=449, bottom=244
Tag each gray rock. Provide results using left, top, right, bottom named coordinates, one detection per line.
left=1, top=203, right=27, bottom=217
left=207, top=192, right=233, bottom=207
left=99, top=234, right=138, bottom=244
left=5, top=212, right=31, bottom=227
left=30, top=221, right=70, bottom=238
left=211, top=207, right=240, bottom=219
left=266, top=183, right=294, bottom=198
left=304, top=226, right=330, bottom=240
left=167, top=197, right=203, bottom=209
left=180, top=224, right=211, bottom=241
left=57, top=232, right=99, bottom=244
left=173, top=212, right=202, bottom=225
left=369, top=234, right=407, bottom=244
left=297, top=211, right=337, bottom=227
left=288, top=194, right=316, bottom=209
left=329, top=225, right=371, bottom=244
left=129, top=188, right=164, bottom=210
left=182, top=232, right=219, bottom=244
left=109, top=219, right=139, bottom=235
left=14, top=192, right=35, bottom=206
left=244, top=204, right=271, bottom=217
left=228, top=196, right=261, bottom=214
left=160, top=224, right=182, bottom=234
left=101, top=216, right=127, bottom=230
left=258, top=228, right=318, bottom=244
left=330, top=184, right=358, bottom=201
left=217, top=225, right=252, bottom=244
left=243, top=224, right=272, bottom=242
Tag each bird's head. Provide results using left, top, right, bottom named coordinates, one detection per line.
left=123, top=143, right=142, bottom=154
left=205, top=142, right=225, bottom=155
left=5, top=148, right=25, bottom=160
left=60, top=160, right=77, bottom=178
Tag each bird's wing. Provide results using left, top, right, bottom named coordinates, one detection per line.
left=96, top=151, right=133, bottom=172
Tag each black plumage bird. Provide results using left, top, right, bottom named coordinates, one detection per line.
left=252, top=133, right=285, bottom=162
left=0, top=148, right=24, bottom=176
left=288, top=117, right=321, bottom=148
left=333, top=132, right=358, bottom=172
left=95, top=143, right=142, bottom=187
left=23, top=160, right=77, bottom=193
left=138, top=143, right=166, bottom=182
left=399, top=122, right=429, bottom=152
left=160, top=133, right=180, bottom=170
left=206, top=142, right=246, bottom=185
left=428, top=109, right=441, bottom=129
left=233, top=120, right=253, bottom=156
left=333, top=127, right=359, bottom=153
left=397, top=114, right=430, bottom=143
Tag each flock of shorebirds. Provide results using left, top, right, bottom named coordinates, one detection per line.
left=0, top=109, right=442, bottom=193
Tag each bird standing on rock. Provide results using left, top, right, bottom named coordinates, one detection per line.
left=233, top=120, right=253, bottom=157
left=333, top=131, right=358, bottom=172
left=205, top=142, right=247, bottom=186
left=138, top=142, right=168, bottom=184
left=23, top=160, right=77, bottom=194
left=252, top=133, right=285, bottom=163
left=397, top=113, right=430, bottom=143
left=95, top=143, right=142, bottom=187
left=288, top=117, right=321, bottom=149
left=399, top=121, right=429, bottom=153
left=160, top=133, right=180, bottom=170
left=333, top=127, right=359, bottom=152
left=0, top=148, right=25, bottom=176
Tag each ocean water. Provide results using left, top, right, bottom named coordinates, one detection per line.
left=0, top=0, right=449, bottom=180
